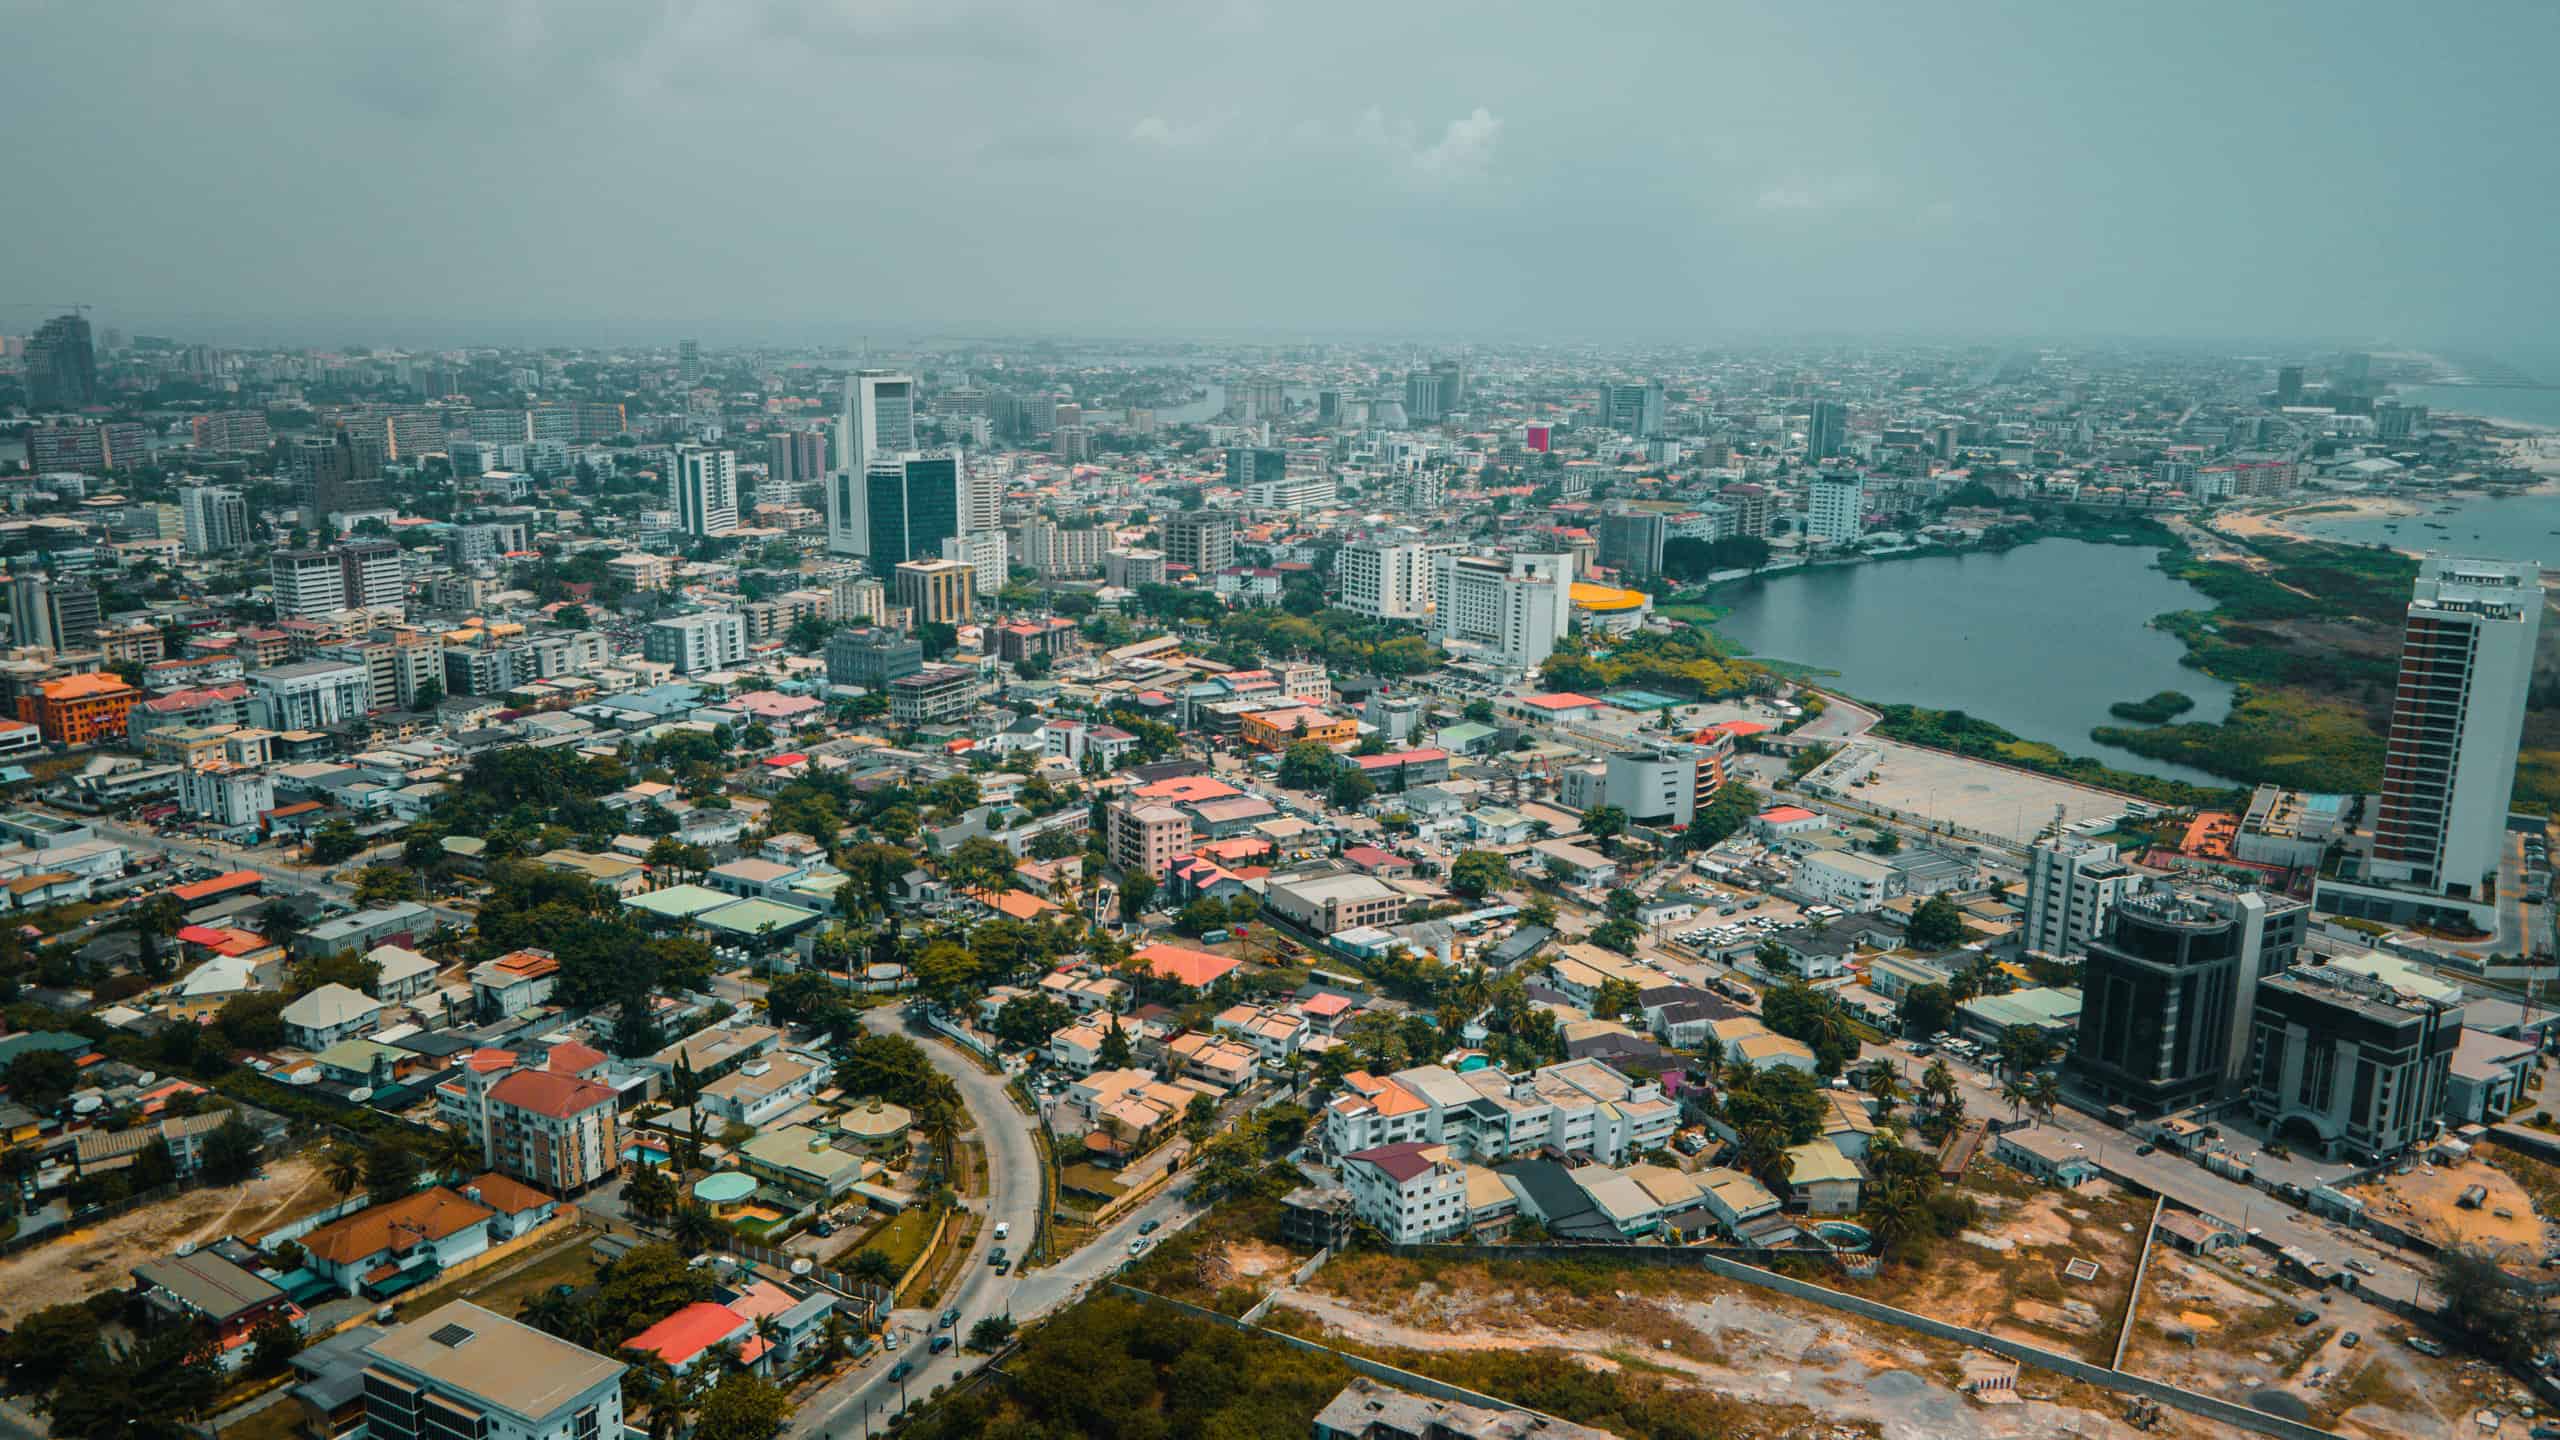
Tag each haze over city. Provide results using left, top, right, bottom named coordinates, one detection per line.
left=7, top=1, right=2560, bottom=347
left=9, top=7, right=2560, bottom=1440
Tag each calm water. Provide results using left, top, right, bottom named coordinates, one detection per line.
left=2391, top=383, right=2560, bottom=432
left=2289, top=488, right=2560, bottom=567
left=1710, top=539, right=2238, bottom=784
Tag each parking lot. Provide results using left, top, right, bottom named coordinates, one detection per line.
left=1825, top=738, right=2144, bottom=843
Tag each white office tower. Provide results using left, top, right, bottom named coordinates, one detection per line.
left=643, top=611, right=748, bottom=675
left=2021, top=834, right=2139, bottom=959
left=180, top=484, right=251, bottom=555
left=1806, top=471, right=1865, bottom=544
left=1340, top=541, right=1434, bottom=621
left=830, top=372, right=916, bottom=556
left=2369, top=556, right=2545, bottom=900
left=271, top=550, right=347, bottom=621
left=669, top=446, right=739, bottom=537
left=962, top=462, right=1005, bottom=537
left=1429, top=552, right=1571, bottom=672
left=939, top=530, right=1007, bottom=598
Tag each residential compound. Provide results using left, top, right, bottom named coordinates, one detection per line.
left=1322, top=1057, right=1678, bottom=1167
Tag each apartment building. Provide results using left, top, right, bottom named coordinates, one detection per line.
left=1322, top=1058, right=1677, bottom=1166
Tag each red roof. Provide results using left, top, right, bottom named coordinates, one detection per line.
left=487, top=1068, right=616, bottom=1119
left=1135, top=943, right=1242, bottom=990
left=1517, top=693, right=1603, bottom=711
left=1757, top=805, right=1818, bottom=824
left=624, top=1302, right=748, bottom=1365
left=464, top=1048, right=519, bottom=1074
left=172, top=870, right=263, bottom=903
left=546, top=1040, right=607, bottom=1076
left=1346, top=1141, right=1440, bottom=1184
left=762, top=752, right=808, bottom=767
left=1704, top=720, right=1772, bottom=738
left=1340, top=845, right=1405, bottom=871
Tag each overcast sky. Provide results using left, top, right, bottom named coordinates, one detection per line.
left=7, top=1, right=2557, bottom=352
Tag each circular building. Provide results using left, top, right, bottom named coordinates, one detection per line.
left=692, top=1170, right=757, bottom=1217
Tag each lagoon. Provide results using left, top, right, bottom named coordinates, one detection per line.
left=2287, top=488, right=2560, bottom=569
left=1707, top=539, right=2239, bottom=785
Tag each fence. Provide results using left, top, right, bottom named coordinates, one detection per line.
left=1205, top=1240, right=2357, bottom=1440
left=2111, top=1195, right=2168, bottom=1371
left=726, top=1235, right=896, bottom=1323
left=1113, top=1284, right=1565, bottom=1423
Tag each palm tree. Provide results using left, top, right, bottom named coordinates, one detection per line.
left=1919, top=1059, right=1957, bottom=1115
left=321, top=1142, right=366, bottom=1200
left=636, top=1363, right=699, bottom=1440
left=2027, top=1072, right=2062, bottom=1128
left=2000, top=1075, right=2031, bottom=1124
left=672, top=1202, right=725, bottom=1258
left=1860, top=1060, right=1903, bottom=1116
left=1734, top=1124, right=1794, bottom=1193
left=428, top=1122, right=481, bottom=1181
left=749, top=1313, right=786, bottom=1373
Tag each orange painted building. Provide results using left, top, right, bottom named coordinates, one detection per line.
left=1237, top=706, right=1357, bottom=752
left=18, top=673, right=138, bottom=745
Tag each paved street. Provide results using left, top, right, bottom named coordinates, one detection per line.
left=787, top=1005, right=1204, bottom=1435
left=63, top=808, right=475, bottom=933
left=1870, top=1038, right=2433, bottom=1306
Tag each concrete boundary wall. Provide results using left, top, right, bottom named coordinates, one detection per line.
left=1123, top=1239, right=2354, bottom=1440
left=2112, top=1195, right=2168, bottom=1371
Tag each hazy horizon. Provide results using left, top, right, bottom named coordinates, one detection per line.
left=7, top=1, right=2558, bottom=355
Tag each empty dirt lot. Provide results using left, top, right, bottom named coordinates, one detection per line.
left=2346, top=1158, right=2547, bottom=1261
left=0, top=1150, right=337, bottom=1325
left=1280, top=1249, right=2220, bottom=1440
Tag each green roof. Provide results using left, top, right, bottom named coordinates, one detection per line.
left=0, top=1032, right=90, bottom=1068
left=737, top=1127, right=866, bottom=1183
left=622, top=883, right=734, bottom=920
left=1961, top=986, right=2082, bottom=1029
left=1437, top=722, right=1496, bottom=748
left=696, top=898, right=824, bottom=938
left=314, top=1038, right=401, bottom=1072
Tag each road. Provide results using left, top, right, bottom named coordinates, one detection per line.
left=1868, top=1037, right=2433, bottom=1307
left=788, top=1005, right=1205, bottom=1434
left=65, top=809, right=475, bottom=932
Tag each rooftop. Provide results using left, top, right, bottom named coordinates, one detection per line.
left=367, top=1301, right=623, bottom=1420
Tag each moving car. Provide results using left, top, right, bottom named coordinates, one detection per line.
left=888, top=1361, right=914, bottom=1382
left=1138, top=1219, right=1160, bottom=1235
left=929, top=1335, right=953, bottom=1354
left=939, top=1308, right=960, bottom=1329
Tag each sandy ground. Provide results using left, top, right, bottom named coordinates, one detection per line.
left=2124, top=1248, right=2517, bottom=1440
left=1286, top=1254, right=2211, bottom=1440
left=0, top=1150, right=336, bottom=1326
left=1850, top=1179, right=2151, bottom=1363
left=1840, top=738, right=2148, bottom=841
left=2345, top=1159, right=2547, bottom=1260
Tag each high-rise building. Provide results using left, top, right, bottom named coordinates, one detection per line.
left=1429, top=552, right=1571, bottom=672
left=2339, top=352, right=2372, bottom=392
left=642, top=612, right=747, bottom=674
left=1806, top=399, right=1848, bottom=461
left=8, top=574, right=99, bottom=651
left=1403, top=370, right=1444, bottom=424
left=669, top=446, right=740, bottom=537
left=24, top=313, right=97, bottom=411
left=1015, top=518, right=1107, bottom=579
left=1161, top=510, right=1236, bottom=577
left=1719, top=483, right=1774, bottom=537
left=863, top=451, right=964, bottom=576
left=25, top=423, right=105, bottom=474
left=338, top=541, right=407, bottom=614
left=962, top=465, right=1004, bottom=537
left=1340, top=541, right=1434, bottom=621
left=895, top=558, right=975, bottom=626
left=189, top=410, right=272, bottom=455
left=677, top=338, right=701, bottom=378
left=824, top=626, right=924, bottom=691
left=1104, top=548, right=1167, bottom=588
left=2022, top=834, right=2139, bottom=959
left=2364, top=557, right=2544, bottom=902
left=271, top=550, right=348, bottom=621
left=2245, top=960, right=2459, bottom=1161
left=1432, top=358, right=1465, bottom=415
left=938, top=530, right=1007, bottom=598
left=2072, top=886, right=2306, bottom=1112
left=764, top=430, right=825, bottom=497
left=1225, top=447, right=1289, bottom=489
left=830, top=372, right=916, bottom=556
left=2275, top=365, right=2305, bottom=405
left=1806, top=472, right=1865, bottom=545
left=289, top=432, right=387, bottom=527
left=179, top=485, right=252, bottom=556
left=1596, top=381, right=1665, bottom=438
left=1596, top=507, right=1669, bottom=576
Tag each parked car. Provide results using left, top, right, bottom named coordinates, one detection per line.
left=988, top=1247, right=1007, bottom=1267
left=2292, top=1311, right=2318, bottom=1326
left=1130, top=1238, right=1151, bottom=1255
left=2340, top=1332, right=2359, bottom=1348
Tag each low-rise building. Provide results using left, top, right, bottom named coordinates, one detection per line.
left=1341, top=1141, right=1468, bottom=1243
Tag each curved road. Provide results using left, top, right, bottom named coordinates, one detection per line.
left=789, top=1005, right=1203, bottom=1434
